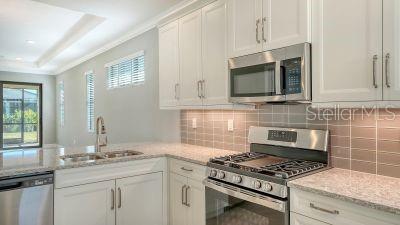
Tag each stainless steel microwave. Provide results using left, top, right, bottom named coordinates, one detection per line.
left=228, top=43, right=311, bottom=103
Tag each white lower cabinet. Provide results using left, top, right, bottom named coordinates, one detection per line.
left=116, top=172, right=163, bottom=225
left=55, top=172, right=163, bottom=225
left=290, top=188, right=400, bottom=225
left=169, top=159, right=206, bottom=225
left=54, top=180, right=116, bottom=225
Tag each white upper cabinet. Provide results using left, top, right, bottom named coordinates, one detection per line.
left=179, top=9, right=203, bottom=106
left=312, top=0, right=383, bottom=102
left=383, top=0, right=400, bottom=100
left=159, top=21, right=180, bottom=108
left=263, top=0, right=310, bottom=50
left=202, top=0, right=229, bottom=105
left=116, top=173, right=163, bottom=225
left=227, top=0, right=263, bottom=58
left=228, top=0, right=310, bottom=58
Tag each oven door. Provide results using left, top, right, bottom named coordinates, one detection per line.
left=204, top=179, right=289, bottom=225
left=228, top=50, right=285, bottom=103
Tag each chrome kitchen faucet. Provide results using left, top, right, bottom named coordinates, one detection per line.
left=95, top=116, right=108, bottom=152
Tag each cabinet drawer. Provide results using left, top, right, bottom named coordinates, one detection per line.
left=291, top=213, right=330, bottom=225
left=169, top=158, right=206, bottom=181
left=290, top=188, right=400, bottom=225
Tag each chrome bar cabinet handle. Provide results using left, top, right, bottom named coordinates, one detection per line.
left=310, top=203, right=339, bottom=215
left=181, top=167, right=193, bottom=172
left=111, top=189, right=115, bottom=210
left=262, top=17, right=267, bottom=43
left=117, top=187, right=122, bottom=209
left=372, top=55, right=378, bottom=88
left=181, top=185, right=187, bottom=205
left=385, top=53, right=391, bottom=88
left=185, top=186, right=191, bottom=207
left=256, top=19, right=261, bottom=44
left=174, top=83, right=180, bottom=100
left=197, top=80, right=202, bottom=98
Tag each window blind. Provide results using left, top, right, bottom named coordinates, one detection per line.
left=59, top=81, right=65, bottom=127
left=86, top=72, right=94, bottom=132
left=106, top=51, right=145, bottom=89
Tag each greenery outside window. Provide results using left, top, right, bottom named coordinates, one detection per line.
left=1, top=82, right=42, bottom=149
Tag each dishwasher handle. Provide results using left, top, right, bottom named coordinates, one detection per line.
left=0, top=172, right=53, bottom=192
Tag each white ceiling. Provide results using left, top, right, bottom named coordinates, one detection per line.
left=0, top=0, right=188, bottom=75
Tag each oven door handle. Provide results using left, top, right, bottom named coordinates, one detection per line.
left=203, top=179, right=286, bottom=213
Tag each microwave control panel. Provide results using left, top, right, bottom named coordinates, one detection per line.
left=283, top=57, right=302, bottom=94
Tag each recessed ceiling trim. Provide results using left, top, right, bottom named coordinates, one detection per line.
left=37, top=14, right=105, bottom=67
left=54, top=0, right=198, bottom=75
left=0, top=59, right=52, bottom=75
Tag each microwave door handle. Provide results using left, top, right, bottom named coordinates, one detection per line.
left=275, top=61, right=282, bottom=95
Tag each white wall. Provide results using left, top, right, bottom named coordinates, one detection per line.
left=56, top=28, right=180, bottom=147
left=0, top=71, right=57, bottom=145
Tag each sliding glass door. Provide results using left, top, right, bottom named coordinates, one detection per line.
left=1, top=82, right=42, bottom=149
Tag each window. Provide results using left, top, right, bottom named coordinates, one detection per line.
left=59, top=81, right=65, bottom=127
left=106, top=50, right=145, bottom=89
left=1, top=82, right=42, bottom=149
left=86, top=71, right=94, bottom=132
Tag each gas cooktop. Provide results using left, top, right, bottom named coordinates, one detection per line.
left=209, top=152, right=326, bottom=179
left=206, top=126, right=329, bottom=198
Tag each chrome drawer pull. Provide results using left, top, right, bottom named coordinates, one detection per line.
left=181, top=167, right=193, bottom=172
left=310, top=203, right=339, bottom=215
left=256, top=19, right=261, bottom=43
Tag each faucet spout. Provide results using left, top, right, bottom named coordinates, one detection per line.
left=95, top=116, right=107, bottom=152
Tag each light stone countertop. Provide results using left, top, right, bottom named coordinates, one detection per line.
left=288, top=168, right=400, bottom=215
left=0, top=142, right=237, bottom=179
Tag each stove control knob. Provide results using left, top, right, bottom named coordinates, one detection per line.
left=264, top=183, right=273, bottom=192
left=210, top=170, right=217, bottom=177
left=217, top=172, right=226, bottom=179
left=233, top=176, right=242, bottom=184
left=253, top=180, right=262, bottom=189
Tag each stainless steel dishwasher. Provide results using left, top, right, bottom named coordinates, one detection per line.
left=0, top=172, right=53, bottom=225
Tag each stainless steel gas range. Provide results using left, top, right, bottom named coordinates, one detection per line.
left=204, top=126, right=329, bottom=225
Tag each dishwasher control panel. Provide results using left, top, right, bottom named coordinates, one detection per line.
left=26, top=177, right=53, bottom=187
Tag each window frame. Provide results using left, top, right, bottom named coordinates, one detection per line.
left=59, top=81, right=65, bottom=128
left=105, top=50, right=145, bottom=89
left=85, top=71, right=95, bottom=132
left=0, top=81, right=43, bottom=150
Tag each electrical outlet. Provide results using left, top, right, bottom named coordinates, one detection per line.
left=192, top=118, right=197, bottom=129
left=228, top=119, right=234, bottom=131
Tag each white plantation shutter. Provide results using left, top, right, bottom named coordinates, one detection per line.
left=86, top=71, right=95, bottom=132
left=106, top=51, right=145, bottom=89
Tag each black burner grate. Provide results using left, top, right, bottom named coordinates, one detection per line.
left=209, top=152, right=267, bottom=166
left=259, top=160, right=326, bottom=179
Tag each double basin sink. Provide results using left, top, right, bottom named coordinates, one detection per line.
left=60, top=150, right=143, bottom=163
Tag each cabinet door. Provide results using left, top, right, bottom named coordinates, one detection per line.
left=116, top=172, right=163, bottom=225
left=179, top=9, right=203, bottom=106
left=170, top=173, right=188, bottom=225
left=263, top=0, right=310, bottom=50
left=227, top=0, right=263, bottom=58
left=202, top=0, right=230, bottom=105
left=312, top=0, right=383, bottom=102
left=291, top=213, right=331, bottom=225
left=159, top=21, right=180, bottom=108
left=54, top=180, right=115, bottom=225
left=187, top=178, right=206, bottom=225
left=383, top=0, right=400, bottom=100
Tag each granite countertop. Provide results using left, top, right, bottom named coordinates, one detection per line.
left=288, top=168, right=400, bottom=215
left=0, top=142, right=237, bottom=179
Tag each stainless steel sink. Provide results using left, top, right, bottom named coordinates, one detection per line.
left=103, top=150, right=143, bottom=158
left=60, top=153, right=105, bottom=163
